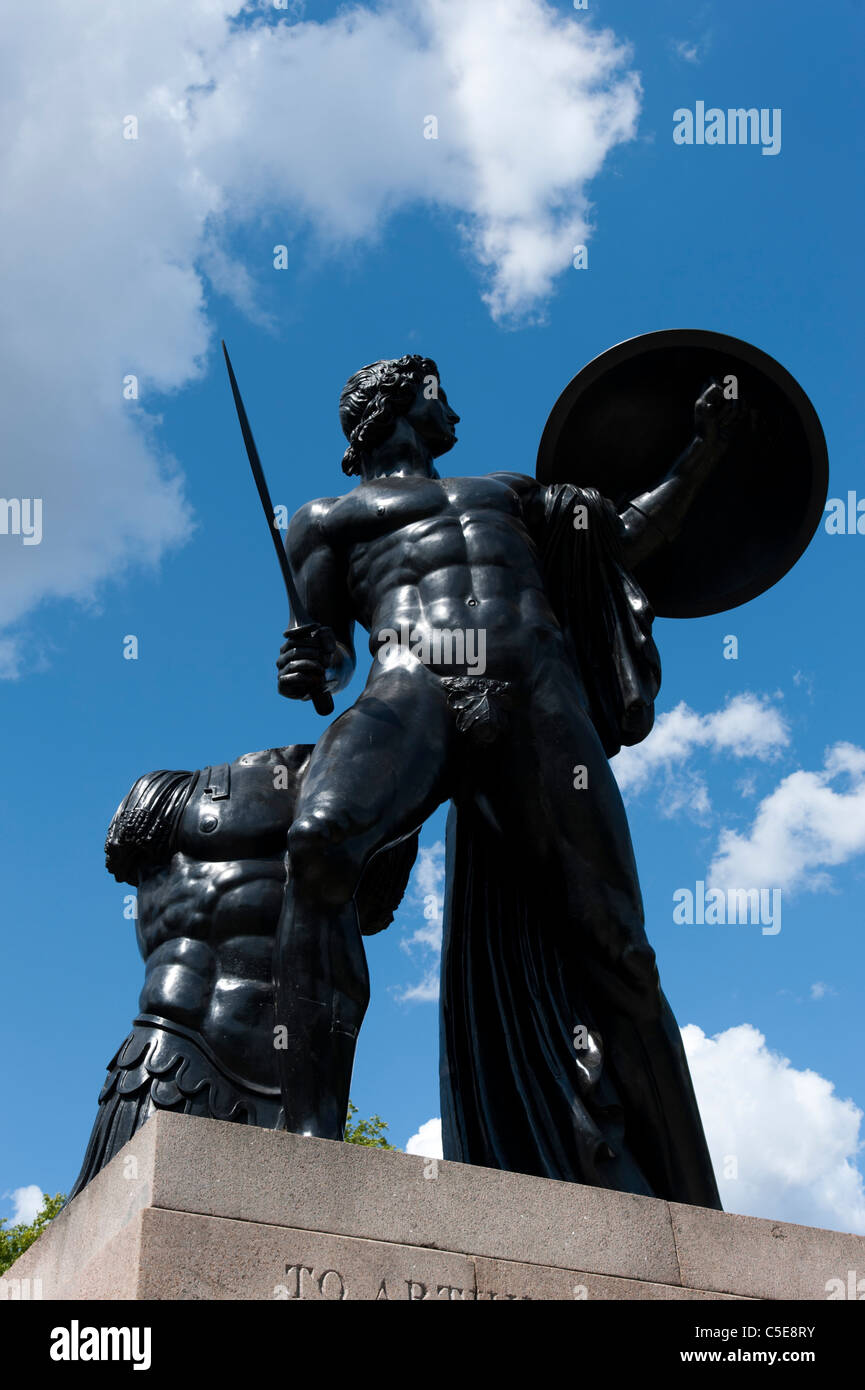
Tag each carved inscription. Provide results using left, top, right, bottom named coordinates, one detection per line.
left=272, top=1263, right=540, bottom=1300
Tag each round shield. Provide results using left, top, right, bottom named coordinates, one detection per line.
left=536, top=329, right=829, bottom=619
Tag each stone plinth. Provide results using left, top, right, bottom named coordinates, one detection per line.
left=2, top=1112, right=863, bottom=1300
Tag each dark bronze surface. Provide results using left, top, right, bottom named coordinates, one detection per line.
left=537, top=330, right=829, bottom=617
left=69, top=746, right=416, bottom=1199
left=74, top=338, right=827, bottom=1208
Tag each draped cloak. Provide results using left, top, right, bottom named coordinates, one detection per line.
left=439, top=486, right=722, bottom=1208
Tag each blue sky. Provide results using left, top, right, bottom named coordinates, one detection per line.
left=2, top=0, right=864, bottom=1236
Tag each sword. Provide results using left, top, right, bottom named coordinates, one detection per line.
left=222, top=341, right=334, bottom=717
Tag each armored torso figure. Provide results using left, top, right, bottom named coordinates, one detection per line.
left=68, top=745, right=416, bottom=1199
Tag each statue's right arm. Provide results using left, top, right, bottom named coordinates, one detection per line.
left=617, top=380, right=740, bottom=569
left=278, top=499, right=356, bottom=699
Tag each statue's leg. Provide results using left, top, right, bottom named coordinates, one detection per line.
left=480, top=654, right=721, bottom=1206
left=275, top=663, right=453, bottom=1138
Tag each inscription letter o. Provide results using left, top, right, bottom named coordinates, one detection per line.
left=318, top=1268, right=346, bottom=1300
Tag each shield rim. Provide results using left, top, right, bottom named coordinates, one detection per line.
left=536, top=328, right=830, bottom=619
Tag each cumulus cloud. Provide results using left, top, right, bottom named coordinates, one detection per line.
left=405, top=1117, right=443, bottom=1159
left=708, top=742, right=865, bottom=894
left=612, top=694, right=789, bottom=816
left=684, top=1024, right=865, bottom=1234
left=395, top=840, right=445, bottom=1003
left=2, top=1184, right=44, bottom=1225
left=0, top=0, right=641, bottom=669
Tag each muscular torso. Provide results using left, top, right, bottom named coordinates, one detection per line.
left=134, top=749, right=308, bottom=1089
left=323, top=474, right=565, bottom=680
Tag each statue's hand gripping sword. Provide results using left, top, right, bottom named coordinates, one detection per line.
left=222, top=341, right=334, bottom=717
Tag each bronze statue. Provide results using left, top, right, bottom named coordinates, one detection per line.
left=68, top=746, right=416, bottom=1200
left=271, top=332, right=826, bottom=1204
left=72, top=330, right=827, bottom=1209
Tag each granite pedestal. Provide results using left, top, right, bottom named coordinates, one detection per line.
left=2, top=1112, right=863, bottom=1301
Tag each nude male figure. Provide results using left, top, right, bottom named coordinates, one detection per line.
left=274, top=353, right=736, bottom=1151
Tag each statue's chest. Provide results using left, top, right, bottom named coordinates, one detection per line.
left=176, top=762, right=302, bottom=859
left=338, top=477, right=517, bottom=543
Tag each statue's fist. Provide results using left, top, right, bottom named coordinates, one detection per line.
left=694, top=378, right=742, bottom=444
left=276, top=623, right=336, bottom=701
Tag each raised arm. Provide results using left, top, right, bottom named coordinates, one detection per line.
left=618, top=379, right=740, bottom=570
left=488, top=471, right=548, bottom=539
left=276, top=499, right=356, bottom=701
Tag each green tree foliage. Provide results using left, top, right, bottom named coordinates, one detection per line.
left=0, top=1193, right=65, bottom=1275
left=342, top=1102, right=396, bottom=1150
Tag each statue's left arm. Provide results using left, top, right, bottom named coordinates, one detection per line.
left=618, top=379, right=739, bottom=569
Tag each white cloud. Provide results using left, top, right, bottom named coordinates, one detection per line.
left=403, top=1029, right=865, bottom=1234
left=0, top=0, right=641, bottom=668
left=708, top=742, right=865, bottom=894
left=612, top=694, right=789, bottom=816
left=2, top=1184, right=44, bottom=1225
left=793, top=669, right=816, bottom=698
left=670, top=34, right=711, bottom=65
left=397, top=971, right=439, bottom=1005
left=684, top=1024, right=865, bottom=1234
left=810, top=982, right=836, bottom=1001
left=405, top=1117, right=443, bottom=1159
left=395, top=840, right=445, bottom=1003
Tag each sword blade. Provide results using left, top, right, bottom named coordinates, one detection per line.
left=222, top=340, right=310, bottom=624
left=222, top=340, right=333, bottom=715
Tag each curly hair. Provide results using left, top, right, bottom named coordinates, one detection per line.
left=339, top=354, right=439, bottom=477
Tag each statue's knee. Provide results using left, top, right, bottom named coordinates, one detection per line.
left=287, top=814, right=361, bottom=903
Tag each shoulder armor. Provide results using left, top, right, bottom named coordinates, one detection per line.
left=105, top=769, right=198, bottom=885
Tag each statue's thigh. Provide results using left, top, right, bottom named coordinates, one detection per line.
left=484, top=680, right=647, bottom=947
left=295, top=663, right=454, bottom=848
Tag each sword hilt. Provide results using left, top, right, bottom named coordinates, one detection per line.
left=313, top=690, right=335, bottom=716
left=282, top=623, right=335, bottom=717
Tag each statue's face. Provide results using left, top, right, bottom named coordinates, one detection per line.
left=404, top=380, right=460, bottom=457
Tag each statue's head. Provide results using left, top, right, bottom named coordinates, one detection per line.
left=339, top=354, right=459, bottom=477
